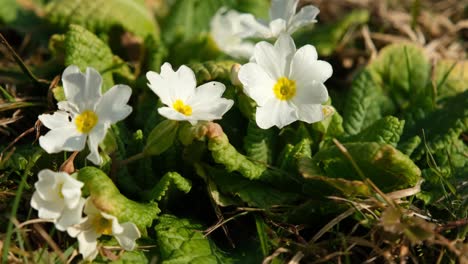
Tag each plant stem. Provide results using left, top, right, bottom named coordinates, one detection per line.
left=119, top=152, right=147, bottom=166
left=0, top=33, right=49, bottom=87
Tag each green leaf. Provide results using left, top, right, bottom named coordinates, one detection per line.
left=343, top=116, right=405, bottom=146
left=279, top=138, right=312, bottom=171
left=342, top=70, right=389, bottom=135
left=401, top=90, right=468, bottom=159
left=243, top=120, right=275, bottom=164
left=45, top=0, right=159, bottom=38
left=434, top=59, right=468, bottom=101
left=308, top=142, right=421, bottom=192
left=154, top=214, right=233, bottom=264
left=144, top=120, right=179, bottom=156
left=208, top=132, right=267, bottom=180
left=77, top=167, right=160, bottom=235
left=143, top=172, right=192, bottom=201
left=0, top=0, right=20, bottom=24
left=188, top=60, right=237, bottom=85
left=200, top=164, right=300, bottom=209
left=161, top=0, right=229, bottom=44
left=51, top=24, right=133, bottom=92
left=369, top=43, right=431, bottom=110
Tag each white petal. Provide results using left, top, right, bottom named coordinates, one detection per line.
left=148, top=63, right=197, bottom=105
left=191, top=99, right=234, bottom=121
left=61, top=175, right=84, bottom=209
left=287, top=5, right=319, bottom=34
left=55, top=197, right=86, bottom=231
left=158, top=107, right=190, bottom=122
left=296, top=104, right=324, bottom=124
left=114, top=222, right=141, bottom=251
left=173, top=65, right=197, bottom=101
left=77, top=229, right=99, bottom=261
left=83, top=199, right=100, bottom=217
left=86, top=123, right=107, bottom=165
left=290, top=45, right=332, bottom=84
left=239, top=15, right=271, bottom=39
left=146, top=69, right=172, bottom=106
left=192, top=82, right=226, bottom=102
left=268, top=19, right=287, bottom=37
left=31, top=193, right=63, bottom=219
left=255, top=98, right=297, bottom=129
left=95, top=84, right=132, bottom=124
left=270, top=0, right=298, bottom=21
left=238, top=63, right=276, bottom=106
left=274, top=34, right=296, bottom=75
left=253, top=41, right=283, bottom=79
left=223, top=42, right=255, bottom=59
left=39, top=126, right=86, bottom=153
left=38, top=111, right=71, bottom=130
left=57, top=101, right=80, bottom=115
left=34, top=170, right=60, bottom=201
left=292, top=81, right=329, bottom=105
left=62, top=66, right=102, bottom=110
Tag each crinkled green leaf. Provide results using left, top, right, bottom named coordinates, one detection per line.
left=208, top=133, right=267, bottom=180
left=155, top=214, right=233, bottom=264
left=206, top=126, right=303, bottom=190
left=189, top=60, right=236, bottom=85
left=279, top=138, right=312, bottom=171
left=244, top=120, right=275, bottom=164
left=311, top=109, right=345, bottom=139
left=200, top=164, right=300, bottom=209
left=397, top=135, right=421, bottom=157
left=50, top=24, right=133, bottom=92
left=434, top=60, right=468, bottom=101
left=77, top=167, right=160, bottom=235
left=309, top=142, right=421, bottom=192
left=143, top=172, right=192, bottom=201
left=344, top=116, right=405, bottom=146
left=342, top=70, right=390, bottom=135
left=369, top=43, right=431, bottom=110
left=401, top=90, right=468, bottom=159
left=45, top=0, right=159, bottom=38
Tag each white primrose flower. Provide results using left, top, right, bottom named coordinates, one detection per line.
left=38, top=65, right=133, bottom=165
left=67, top=199, right=141, bottom=261
left=238, top=34, right=332, bottom=129
left=210, top=7, right=257, bottom=59
left=31, top=169, right=85, bottom=231
left=241, top=0, right=319, bottom=39
left=146, top=63, right=234, bottom=125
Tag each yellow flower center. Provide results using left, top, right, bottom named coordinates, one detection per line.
left=173, top=100, right=192, bottom=116
left=93, top=215, right=113, bottom=235
left=273, top=77, right=296, bottom=101
left=75, top=110, right=98, bottom=133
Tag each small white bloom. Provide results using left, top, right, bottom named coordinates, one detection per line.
left=38, top=65, right=133, bottom=165
left=238, top=34, right=332, bottom=129
left=210, top=7, right=256, bottom=59
left=67, top=199, right=141, bottom=261
left=241, top=0, right=319, bottom=38
left=31, top=169, right=85, bottom=231
left=146, top=63, right=234, bottom=125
